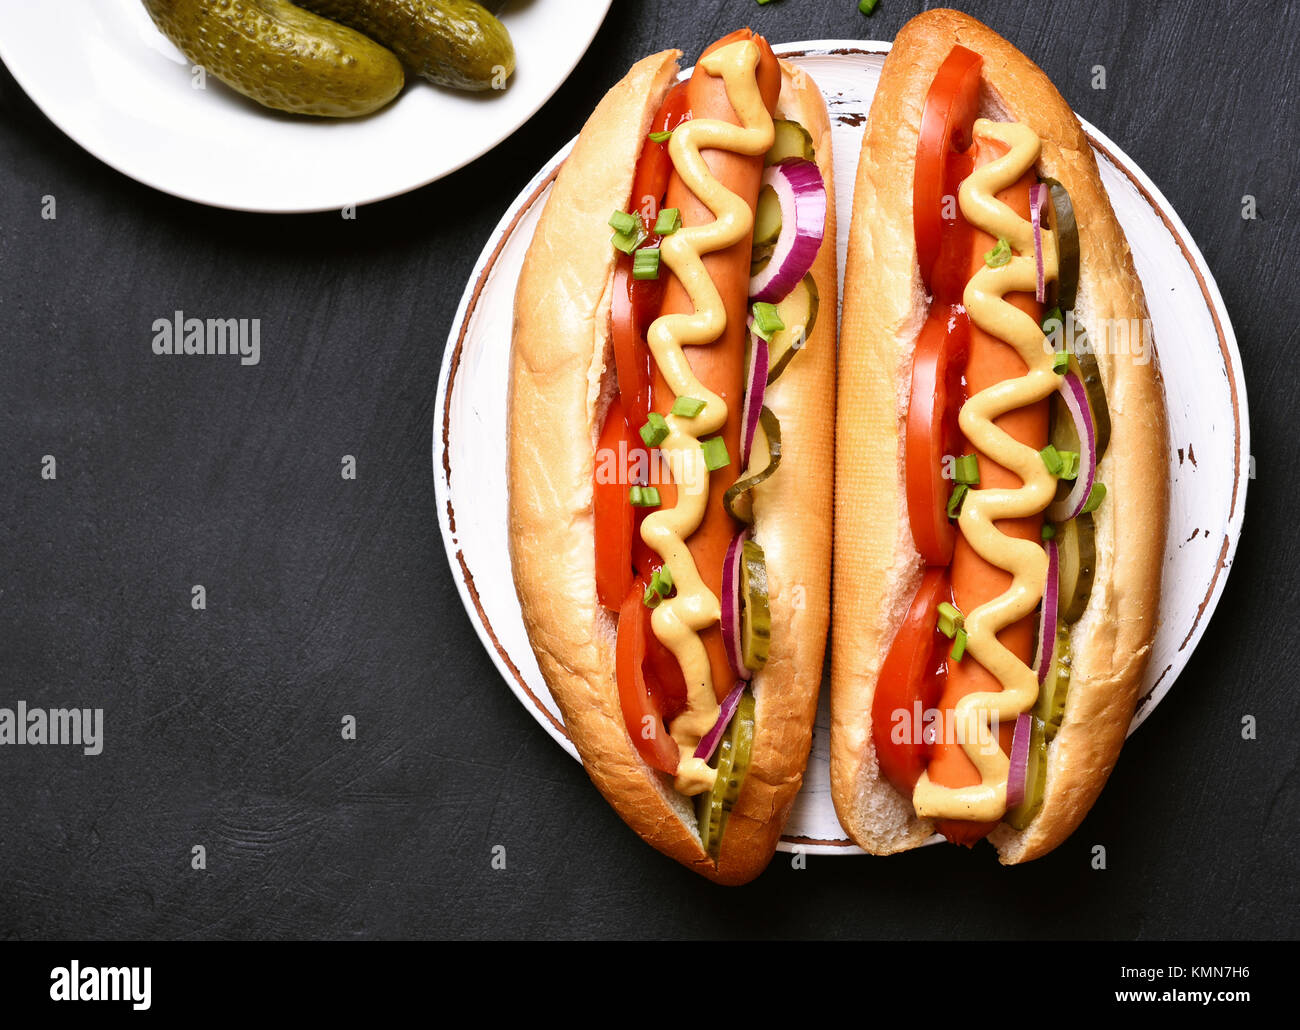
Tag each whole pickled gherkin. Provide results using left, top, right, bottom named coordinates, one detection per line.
left=297, top=0, right=515, bottom=91
left=142, top=0, right=405, bottom=118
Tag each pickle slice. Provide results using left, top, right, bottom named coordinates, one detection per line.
left=754, top=185, right=782, bottom=249
left=701, top=732, right=736, bottom=857
left=1075, top=350, right=1112, bottom=458
left=720, top=692, right=755, bottom=810
left=699, top=690, right=756, bottom=859
left=1053, top=351, right=1112, bottom=463
left=1055, top=512, right=1097, bottom=623
left=740, top=540, right=771, bottom=671
left=1042, top=177, right=1079, bottom=313
left=765, top=119, right=815, bottom=165
left=766, top=273, right=819, bottom=384
left=723, top=407, right=782, bottom=523
left=1049, top=389, right=1080, bottom=454
left=1005, top=716, right=1048, bottom=830
left=1048, top=389, right=1081, bottom=508
left=1050, top=350, right=1115, bottom=506
left=707, top=733, right=738, bottom=863
left=1033, top=627, right=1072, bottom=741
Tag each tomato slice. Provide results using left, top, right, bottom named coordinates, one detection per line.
left=910, top=44, right=981, bottom=561
left=905, top=306, right=970, bottom=565
left=616, top=581, right=680, bottom=774
left=913, top=45, right=982, bottom=290
left=631, top=80, right=690, bottom=231
left=643, top=612, right=688, bottom=724
left=872, top=568, right=952, bottom=795
left=612, top=263, right=653, bottom=432
left=595, top=400, right=635, bottom=610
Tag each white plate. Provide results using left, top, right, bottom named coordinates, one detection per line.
left=0, top=0, right=612, bottom=213
left=433, top=42, right=1249, bottom=854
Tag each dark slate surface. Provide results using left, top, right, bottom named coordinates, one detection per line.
left=0, top=0, right=1294, bottom=941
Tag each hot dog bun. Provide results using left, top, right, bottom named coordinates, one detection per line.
left=509, top=52, right=836, bottom=884
left=832, top=9, right=1168, bottom=863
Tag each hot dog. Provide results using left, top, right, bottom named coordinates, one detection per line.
left=509, top=31, right=836, bottom=884
left=832, top=9, right=1169, bottom=862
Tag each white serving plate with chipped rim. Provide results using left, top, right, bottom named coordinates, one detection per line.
left=433, top=42, right=1249, bottom=854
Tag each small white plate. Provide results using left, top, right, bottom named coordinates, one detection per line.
left=0, top=0, right=612, bottom=213
left=433, top=42, right=1249, bottom=854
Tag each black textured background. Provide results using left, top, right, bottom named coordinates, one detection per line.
left=0, top=0, right=1295, bottom=941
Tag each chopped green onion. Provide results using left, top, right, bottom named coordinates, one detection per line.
left=953, top=453, right=980, bottom=486
left=1052, top=349, right=1070, bottom=374
left=648, top=129, right=673, bottom=144
left=947, top=483, right=969, bottom=519
left=671, top=396, right=706, bottom=418
left=632, top=247, right=661, bottom=281
left=649, top=565, right=673, bottom=599
left=701, top=436, right=730, bottom=471
left=643, top=583, right=660, bottom=608
left=1058, top=450, right=1080, bottom=481
left=653, top=207, right=680, bottom=234
left=950, top=628, right=968, bottom=662
left=639, top=412, right=669, bottom=447
left=1039, top=443, right=1064, bottom=476
left=936, top=601, right=964, bottom=639
left=858, top=0, right=879, bottom=13
left=608, top=210, right=638, bottom=236
left=629, top=485, right=661, bottom=508
left=611, top=227, right=643, bottom=255
left=1041, top=523, right=1057, bottom=541
left=751, top=301, right=785, bottom=340
left=1081, top=482, right=1107, bottom=514
left=984, top=237, right=1013, bottom=268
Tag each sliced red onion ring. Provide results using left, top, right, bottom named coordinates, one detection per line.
left=740, top=330, right=769, bottom=467
left=720, top=529, right=751, bottom=680
left=694, top=681, right=746, bottom=761
left=1033, top=538, right=1060, bottom=685
left=1031, top=182, right=1048, bottom=303
left=1047, top=372, right=1098, bottom=522
left=1006, top=712, right=1033, bottom=808
left=749, top=159, right=826, bottom=303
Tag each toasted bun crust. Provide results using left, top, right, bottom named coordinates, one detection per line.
left=509, top=53, right=836, bottom=884
left=832, top=9, right=1168, bottom=863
